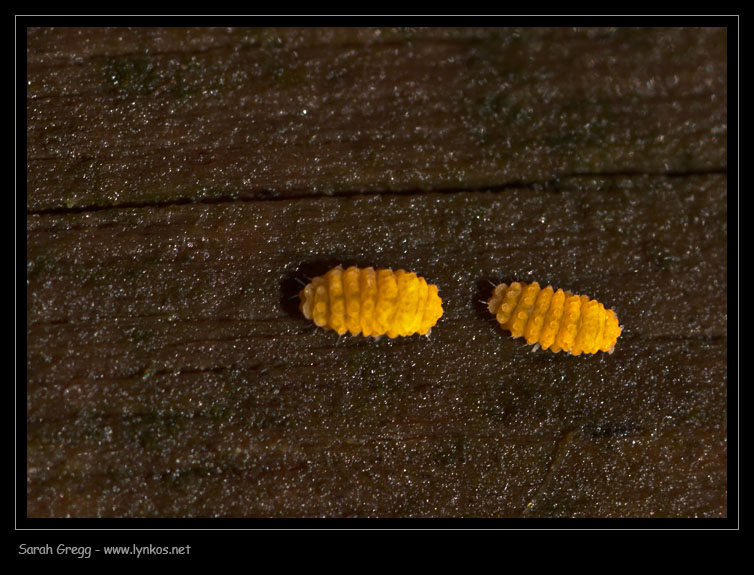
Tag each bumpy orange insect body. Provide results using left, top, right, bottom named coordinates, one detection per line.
left=299, top=266, right=443, bottom=338
left=488, top=282, right=621, bottom=355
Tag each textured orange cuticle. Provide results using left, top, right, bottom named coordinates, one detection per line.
left=299, top=266, right=443, bottom=338
left=487, top=281, right=622, bottom=355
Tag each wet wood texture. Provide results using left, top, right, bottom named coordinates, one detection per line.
left=27, top=27, right=727, bottom=518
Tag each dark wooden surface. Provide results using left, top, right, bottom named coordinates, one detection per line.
left=26, top=27, right=727, bottom=518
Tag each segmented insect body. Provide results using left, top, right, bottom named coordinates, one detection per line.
left=488, top=281, right=621, bottom=355
left=299, top=266, right=443, bottom=338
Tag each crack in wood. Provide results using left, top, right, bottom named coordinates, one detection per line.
left=26, top=168, right=727, bottom=217
left=522, top=429, right=578, bottom=517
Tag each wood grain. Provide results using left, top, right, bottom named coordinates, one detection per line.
left=26, top=27, right=727, bottom=518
